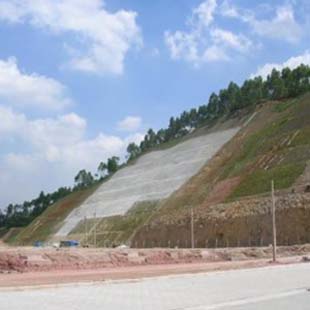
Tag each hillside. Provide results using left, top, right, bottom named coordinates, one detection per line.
left=133, top=93, right=310, bottom=247
left=10, top=184, right=101, bottom=245
left=9, top=93, right=310, bottom=247
left=11, top=111, right=247, bottom=245
left=57, top=127, right=240, bottom=237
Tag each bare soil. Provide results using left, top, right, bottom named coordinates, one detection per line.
left=0, top=245, right=309, bottom=288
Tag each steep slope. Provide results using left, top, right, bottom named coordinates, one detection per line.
left=11, top=184, right=101, bottom=245
left=56, top=126, right=240, bottom=237
left=12, top=93, right=310, bottom=246
left=11, top=113, right=246, bottom=245
left=133, top=93, right=310, bottom=247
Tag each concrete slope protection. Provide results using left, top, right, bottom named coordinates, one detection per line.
left=57, top=128, right=239, bottom=236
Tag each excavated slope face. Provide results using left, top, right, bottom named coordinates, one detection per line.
left=57, top=128, right=239, bottom=236
left=133, top=193, right=310, bottom=248
left=132, top=95, right=310, bottom=248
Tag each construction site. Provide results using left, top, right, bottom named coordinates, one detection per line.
left=0, top=95, right=310, bottom=309
left=2, top=93, right=309, bottom=251
left=0, top=93, right=309, bottom=294
left=1, top=1, right=310, bottom=307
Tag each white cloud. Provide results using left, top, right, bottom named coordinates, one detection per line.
left=219, top=0, right=240, bottom=18
left=164, top=0, right=253, bottom=66
left=166, top=0, right=305, bottom=67
left=0, top=105, right=25, bottom=134
left=0, top=106, right=86, bottom=153
left=191, top=0, right=217, bottom=27
left=219, top=2, right=303, bottom=44
left=0, top=105, right=144, bottom=207
left=251, top=51, right=310, bottom=79
left=210, top=28, right=252, bottom=52
left=123, top=132, right=144, bottom=146
left=164, top=31, right=199, bottom=64
left=250, top=5, right=302, bottom=43
left=0, top=57, right=72, bottom=110
left=4, top=153, right=39, bottom=173
left=0, top=106, right=143, bottom=165
left=203, top=45, right=229, bottom=62
left=117, top=116, right=142, bottom=132
left=0, top=0, right=142, bottom=75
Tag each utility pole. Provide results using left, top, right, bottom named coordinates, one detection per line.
left=94, top=211, right=97, bottom=248
left=191, top=206, right=194, bottom=249
left=84, top=216, right=88, bottom=246
left=271, top=180, right=277, bottom=262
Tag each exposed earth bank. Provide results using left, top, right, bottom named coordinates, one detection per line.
left=1, top=245, right=310, bottom=274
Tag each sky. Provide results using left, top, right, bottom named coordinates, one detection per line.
left=0, top=0, right=309, bottom=209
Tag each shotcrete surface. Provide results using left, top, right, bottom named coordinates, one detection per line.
left=57, top=128, right=239, bottom=236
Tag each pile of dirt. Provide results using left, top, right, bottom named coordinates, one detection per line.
left=1, top=244, right=310, bottom=273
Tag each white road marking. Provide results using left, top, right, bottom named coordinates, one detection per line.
left=186, top=288, right=307, bottom=309
left=1, top=263, right=310, bottom=310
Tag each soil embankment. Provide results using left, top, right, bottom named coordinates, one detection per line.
left=1, top=245, right=310, bottom=274
left=0, top=245, right=310, bottom=288
left=133, top=193, right=310, bottom=248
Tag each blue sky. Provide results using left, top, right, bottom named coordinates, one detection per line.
left=0, top=0, right=309, bottom=208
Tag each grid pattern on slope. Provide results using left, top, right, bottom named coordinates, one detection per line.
left=56, top=128, right=239, bottom=236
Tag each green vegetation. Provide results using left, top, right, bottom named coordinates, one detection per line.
left=273, top=98, right=297, bottom=113
left=229, top=163, right=306, bottom=200
left=70, top=200, right=159, bottom=246
left=291, top=127, right=310, bottom=147
left=10, top=183, right=101, bottom=245
left=2, top=64, right=310, bottom=238
left=0, top=187, right=72, bottom=230
left=222, top=94, right=310, bottom=201
left=221, top=94, right=310, bottom=182
left=2, top=228, right=23, bottom=244
left=221, top=118, right=288, bottom=179
left=127, top=65, right=310, bottom=162
left=143, top=93, right=310, bottom=225
left=9, top=93, right=310, bottom=245
left=0, top=227, right=8, bottom=238
left=74, top=170, right=95, bottom=188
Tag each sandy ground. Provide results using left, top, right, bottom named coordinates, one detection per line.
left=0, top=244, right=309, bottom=288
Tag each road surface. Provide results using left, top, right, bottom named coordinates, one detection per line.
left=1, top=263, right=310, bottom=309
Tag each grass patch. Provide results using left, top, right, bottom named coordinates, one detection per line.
left=220, top=118, right=287, bottom=179
left=290, top=127, right=310, bottom=147
left=0, top=227, right=8, bottom=238
left=11, top=183, right=102, bottom=245
left=219, top=99, right=306, bottom=181
left=229, top=162, right=306, bottom=200
left=71, top=200, right=160, bottom=246
left=2, top=228, right=24, bottom=244
left=272, top=98, right=297, bottom=113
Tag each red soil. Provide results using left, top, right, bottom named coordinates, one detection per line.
left=0, top=245, right=309, bottom=288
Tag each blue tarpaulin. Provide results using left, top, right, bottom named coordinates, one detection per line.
left=60, top=240, right=79, bottom=247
